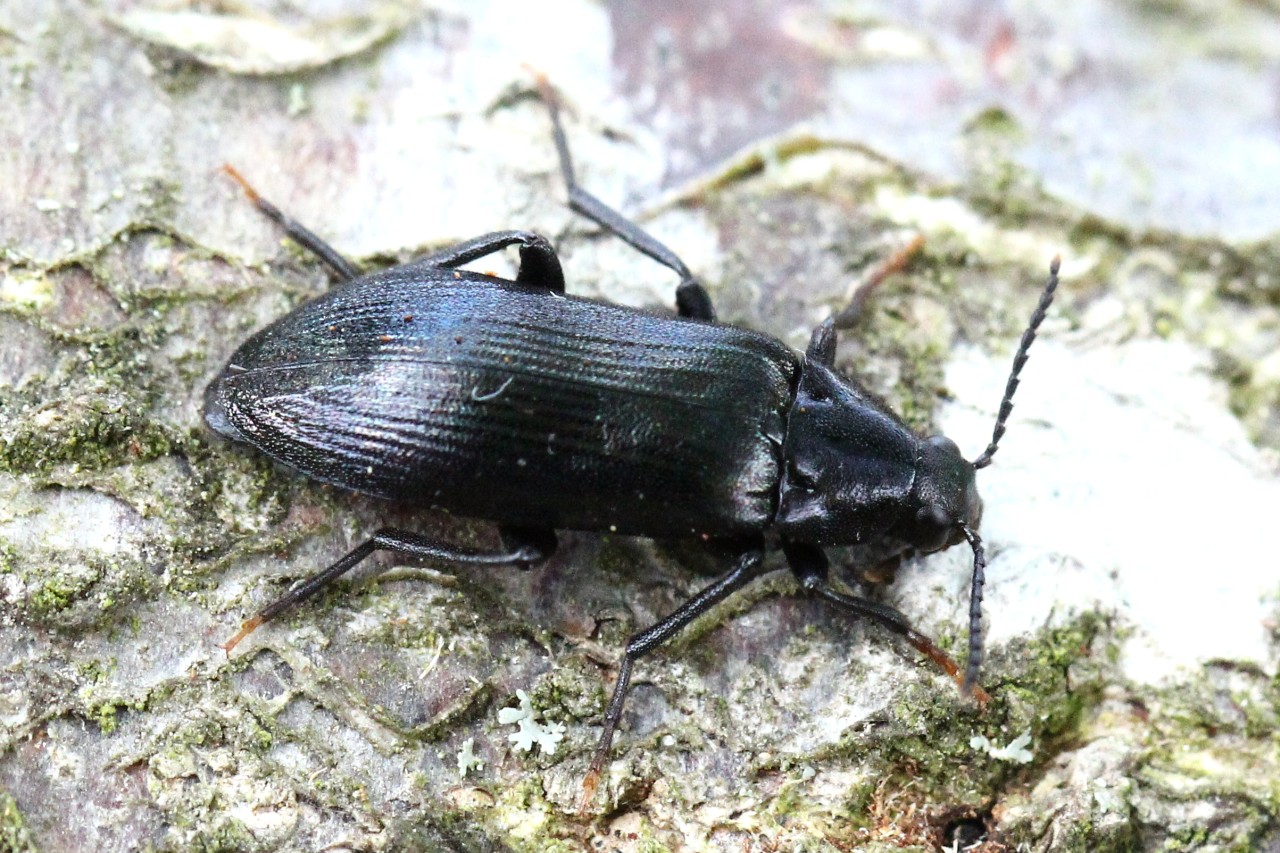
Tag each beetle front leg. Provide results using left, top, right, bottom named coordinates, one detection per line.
left=802, top=234, right=925, bottom=367
left=221, top=526, right=555, bottom=653
left=782, top=541, right=990, bottom=704
left=580, top=545, right=768, bottom=810
left=536, top=78, right=715, bottom=321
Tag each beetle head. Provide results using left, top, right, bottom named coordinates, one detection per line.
left=847, top=257, right=1060, bottom=697
left=894, top=434, right=981, bottom=553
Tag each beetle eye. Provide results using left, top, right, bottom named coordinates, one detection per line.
left=915, top=505, right=953, bottom=550
left=922, top=504, right=950, bottom=528
left=925, top=434, right=961, bottom=458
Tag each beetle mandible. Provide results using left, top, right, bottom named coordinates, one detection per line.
left=206, top=82, right=1059, bottom=799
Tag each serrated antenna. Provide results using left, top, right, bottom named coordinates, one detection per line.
left=972, top=256, right=1061, bottom=470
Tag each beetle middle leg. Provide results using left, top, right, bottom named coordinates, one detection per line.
left=580, top=544, right=768, bottom=808
left=536, top=78, right=715, bottom=321
left=221, top=524, right=555, bottom=653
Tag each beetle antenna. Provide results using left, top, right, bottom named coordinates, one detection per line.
left=972, top=256, right=1060, bottom=469
left=958, top=522, right=986, bottom=693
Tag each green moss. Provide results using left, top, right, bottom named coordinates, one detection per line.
left=179, top=819, right=259, bottom=853
left=963, top=106, right=1024, bottom=140
left=1164, top=825, right=1212, bottom=851
left=14, top=550, right=165, bottom=630
left=0, top=391, right=174, bottom=477
left=1004, top=611, right=1114, bottom=736
left=822, top=611, right=1117, bottom=820
left=94, top=702, right=119, bottom=734
left=85, top=689, right=150, bottom=737
left=764, top=776, right=808, bottom=821
left=525, top=656, right=605, bottom=723
left=0, top=790, right=37, bottom=853
left=26, top=560, right=103, bottom=616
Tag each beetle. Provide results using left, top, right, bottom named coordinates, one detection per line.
left=206, top=83, right=1059, bottom=801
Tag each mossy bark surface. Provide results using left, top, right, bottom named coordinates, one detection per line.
left=2, top=2, right=1279, bottom=851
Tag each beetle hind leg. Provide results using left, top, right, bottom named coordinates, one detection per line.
left=220, top=526, right=555, bottom=654
left=222, top=164, right=361, bottom=282
left=580, top=545, right=768, bottom=811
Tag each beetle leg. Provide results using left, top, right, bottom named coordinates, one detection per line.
left=220, top=527, right=554, bottom=654
left=782, top=541, right=990, bottom=704
left=498, top=524, right=558, bottom=570
left=225, top=162, right=568, bottom=294
left=580, top=545, right=768, bottom=810
left=803, top=234, right=925, bottom=367
left=535, top=79, right=715, bottom=321
left=828, top=233, right=925, bottom=331
left=222, top=165, right=361, bottom=282
left=402, top=230, right=567, bottom=294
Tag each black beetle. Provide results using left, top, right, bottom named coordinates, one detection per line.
left=207, top=83, right=1058, bottom=800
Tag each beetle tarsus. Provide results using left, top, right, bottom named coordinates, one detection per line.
left=221, top=164, right=261, bottom=203
left=902, top=627, right=992, bottom=706
left=578, top=762, right=603, bottom=815
left=578, top=655, right=633, bottom=814
left=830, top=233, right=926, bottom=330
left=220, top=614, right=263, bottom=655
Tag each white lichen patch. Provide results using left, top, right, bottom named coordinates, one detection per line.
left=0, top=271, right=54, bottom=309
left=932, top=338, right=1280, bottom=684
left=456, top=737, right=483, bottom=776
left=971, top=731, right=1035, bottom=764
left=498, top=690, right=566, bottom=756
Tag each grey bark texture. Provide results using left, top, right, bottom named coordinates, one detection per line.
left=2, top=1, right=1279, bottom=851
